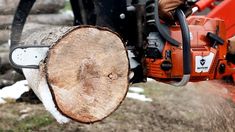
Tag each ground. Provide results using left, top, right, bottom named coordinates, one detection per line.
left=1, top=80, right=235, bottom=132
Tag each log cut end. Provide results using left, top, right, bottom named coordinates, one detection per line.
left=45, top=26, right=129, bottom=123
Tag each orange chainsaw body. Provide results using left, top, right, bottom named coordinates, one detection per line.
left=146, top=16, right=235, bottom=82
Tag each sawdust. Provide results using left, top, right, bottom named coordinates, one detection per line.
left=144, top=80, right=235, bottom=131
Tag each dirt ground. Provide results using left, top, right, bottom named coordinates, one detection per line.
left=1, top=80, right=235, bottom=132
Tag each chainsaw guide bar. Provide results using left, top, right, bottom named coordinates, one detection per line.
left=10, top=46, right=50, bottom=69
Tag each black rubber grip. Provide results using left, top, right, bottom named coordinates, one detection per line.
left=175, top=9, right=191, bottom=75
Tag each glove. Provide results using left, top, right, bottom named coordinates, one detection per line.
left=159, top=0, right=186, bottom=21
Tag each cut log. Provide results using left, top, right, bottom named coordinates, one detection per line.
left=0, top=0, right=65, bottom=15
left=20, top=26, right=129, bottom=123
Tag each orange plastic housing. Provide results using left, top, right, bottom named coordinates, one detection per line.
left=207, top=0, right=235, bottom=39
left=146, top=16, right=235, bottom=82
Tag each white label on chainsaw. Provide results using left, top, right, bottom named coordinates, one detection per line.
left=11, top=47, right=49, bottom=66
left=195, top=52, right=215, bottom=73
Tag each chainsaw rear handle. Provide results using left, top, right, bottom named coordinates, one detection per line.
left=195, top=0, right=215, bottom=11
left=183, top=0, right=216, bottom=16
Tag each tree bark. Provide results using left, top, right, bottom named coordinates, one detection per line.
left=26, top=13, right=73, bottom=26
left=0, top=0, right=65, bottom=15
left=20, top=25, right=129, bottom=123
left=0, top=13, right=73, bottom=29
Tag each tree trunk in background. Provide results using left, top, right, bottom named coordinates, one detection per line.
left=0, top=0, right=65, bottom=15
left=0, top=43, right=9, bottom=67
left=20, top=25, right=129, bottom=123
left=0, top=30, right=9, bottom=44
left=0, top=13, right=73, bottom=29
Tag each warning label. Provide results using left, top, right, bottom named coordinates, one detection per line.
left=195, top=53, right=214, bottom=73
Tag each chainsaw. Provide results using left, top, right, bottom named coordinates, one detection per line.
left=9, top=0, right=235, bottom=87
